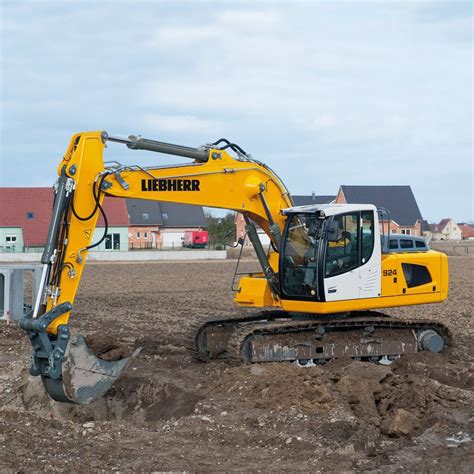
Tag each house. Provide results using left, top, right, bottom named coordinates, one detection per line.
left=336, top=185, right=424, bottom=236
left=292, top=194, right=335, bottom=206
left=235, top=194, right=336, bottom=246
left=127, top=199, right=206, bottom=249
left=93, top=198, right=129, bottom=251
left=429, top=219, right=462, bottom=241
left=0, top=188, right=129, bottom=252
left=459, top=223, right=474, bottom=240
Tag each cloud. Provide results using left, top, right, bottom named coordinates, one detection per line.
left=153, top=26, right=218, bottom=44
left=142, top=113, right=220, bottom=134
left=0, top=1, right=472, bottom=221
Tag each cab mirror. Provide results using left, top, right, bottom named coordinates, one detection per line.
left=326, top=220, right=341, bottom=242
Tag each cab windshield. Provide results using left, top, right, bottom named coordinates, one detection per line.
left=281, top=213, right=323, bottom=297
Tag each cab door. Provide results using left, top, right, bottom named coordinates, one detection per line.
left=323, top=211, right=380, bottom=302
left=323, top=212, right=361, bottom=301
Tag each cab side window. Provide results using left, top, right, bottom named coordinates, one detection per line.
left=400, top=239, right=414, bottom=249
left=325, top=213, right=360, bottom=278
left=361, top=211, right=374, bottom=264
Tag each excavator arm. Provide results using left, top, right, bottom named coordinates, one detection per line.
left=20, top=130, right=293, bottom=404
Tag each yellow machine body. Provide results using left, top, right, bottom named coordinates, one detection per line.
left=44, top=131, right=448, bottom=334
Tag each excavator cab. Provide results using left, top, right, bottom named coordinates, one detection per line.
left=279, top=205, right=381, bottom=303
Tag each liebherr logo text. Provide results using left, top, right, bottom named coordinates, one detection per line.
left=141, top=179, right=200, bottom=191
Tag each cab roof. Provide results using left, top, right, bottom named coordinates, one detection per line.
left=282, top=203, right=378, bottom=217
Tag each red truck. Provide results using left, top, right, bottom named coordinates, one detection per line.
left=182, top=229, right=208, bottom=248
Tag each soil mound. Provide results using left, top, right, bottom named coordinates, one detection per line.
left=21, top=372, right=202, bottom=424
left=210, top=358, right=474, bottom=438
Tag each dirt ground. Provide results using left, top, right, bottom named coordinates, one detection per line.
left=0, top=257, right=473, bottom=472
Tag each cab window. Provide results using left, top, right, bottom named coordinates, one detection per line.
left=325, top=213, right=360, bottom=278
left=400, top=239, right=414, bottom=249
left=281, top=214, right=322, bottom=297
left=361, top=211, right=374, bottom=264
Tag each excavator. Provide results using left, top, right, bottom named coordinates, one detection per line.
left=19, top=131, right=450, bottom=405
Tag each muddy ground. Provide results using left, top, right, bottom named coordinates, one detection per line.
left=0, top=257, right=473, bottom=472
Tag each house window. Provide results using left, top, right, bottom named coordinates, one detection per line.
left=26, top=212, right=35, bottom=220
left=401, top=229, right=411, bottom=235
left=136, top=232, right=141, bottom=239
left=105, top=234, right=121, bottom=250
left=142, top=213, right=149, bottom=221
left=144, top=232, right=148, bottom=239
left=6, top=235, right=17, bottom=243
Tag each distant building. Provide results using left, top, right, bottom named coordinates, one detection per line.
left=336, top=185, right=425, bottom=236
left=127, top=199, right=206, bottom=249
left=0, top=188, right=205, bottom=252
left=234, top=194, right=336, bottom=247
left=292, top=194, right=335, bottom=206
left=429, top=219, right=462, bottom=241
left=93, top=198, right=129, bottom=251
left=459, top=223, right=474, bottom=240
left=0, top=188, right=129, bottom=252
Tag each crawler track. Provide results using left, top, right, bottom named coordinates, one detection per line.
left=187, top=311, right=451, bottom=365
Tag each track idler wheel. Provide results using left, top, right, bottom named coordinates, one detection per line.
left=417, top=329, right=445, bottom=353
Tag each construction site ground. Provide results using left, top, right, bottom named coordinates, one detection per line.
left=0, top=256, right=473, bottom=472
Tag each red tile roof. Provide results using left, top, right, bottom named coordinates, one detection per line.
left=0, top=188, right=128, bottom=247
left=97, top=197, right=129, bottom=227
left=459, top=223, right=474, bottom=239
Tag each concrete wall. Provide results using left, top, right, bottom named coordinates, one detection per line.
left=0, top=250, right=227, bottom=263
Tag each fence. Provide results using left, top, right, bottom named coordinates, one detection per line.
left=430, top=241, right=474, bottom=256
left=0, top=246, right=45, bottom=254
left=129, top=241, right=231, bottom=251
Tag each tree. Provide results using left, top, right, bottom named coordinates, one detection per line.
left=205, top=212, right=236, bottom=248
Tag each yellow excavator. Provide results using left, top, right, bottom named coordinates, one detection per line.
left=20, top=131, right=449, bottom=404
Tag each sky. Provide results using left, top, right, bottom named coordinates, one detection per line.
left=1, top=0, right=472, bottom=222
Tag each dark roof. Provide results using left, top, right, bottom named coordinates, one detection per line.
left=420, top=219, right=431, bottom=232
left=340, top=185, right=423, bottom=227
left=430, top=219, right=451, bottom=233
left=126, top=199, right=206, bottom=228
left=0, top=188, right=128, bottom=246
left=158, top=201, right=206, bottom=228
left=126, top=199, right=164, bottom=226
left=292, top=195, right=335, bottom=206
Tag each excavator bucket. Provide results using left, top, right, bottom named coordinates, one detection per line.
left=42, top=335, right=142, bottom=404
left=20, top=307, right=141, bottom=405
